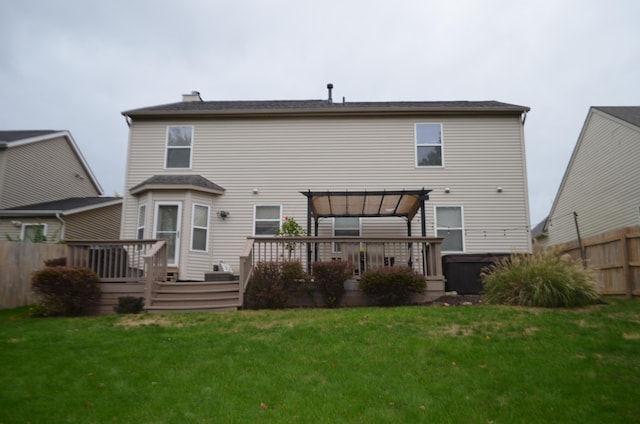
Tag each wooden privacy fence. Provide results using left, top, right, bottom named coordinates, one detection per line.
left=0, top=241, right=68, bottom=309
left=549, top=226, right=640, bottom=298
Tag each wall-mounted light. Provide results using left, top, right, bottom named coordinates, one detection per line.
left=252, top=188, right=259, bottom=195
left=217, top=210, right=229, bottom=219
left=496, top=187, right=503, bottom=193
left=444, top=187, right=451, bottom=193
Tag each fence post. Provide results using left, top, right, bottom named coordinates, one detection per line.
left=144, top=255, right=153, bottom=309
left=621, top=231, right=632, bottom=299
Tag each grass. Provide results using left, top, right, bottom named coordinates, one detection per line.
left=1, top=300, right=639, bottom=423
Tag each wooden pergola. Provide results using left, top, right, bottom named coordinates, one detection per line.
left=301, top=188, right=432, bottom=237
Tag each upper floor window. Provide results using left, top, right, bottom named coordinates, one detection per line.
left=191, top=204, right=210, bottom=252
left=415, top=123, right=443, bottom=167
left=254, top=205, right=282, bottom=236
left=435, top=206, right=464, bottom=252
left=166, top=126, right=193, bottom=168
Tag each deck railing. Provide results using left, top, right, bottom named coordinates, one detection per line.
left=66, top=239, right=167, bottom=284
left=239, top=236, right=443, bottom=293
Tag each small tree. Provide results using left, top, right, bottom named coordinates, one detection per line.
left=276, top=216, right=306, bottom=258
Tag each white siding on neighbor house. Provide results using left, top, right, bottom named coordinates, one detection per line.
left=545, top=109, right=640, bottom=246
left=0, top=136, right=100, bottom=209
left=123, top=114, right=531, bottom=280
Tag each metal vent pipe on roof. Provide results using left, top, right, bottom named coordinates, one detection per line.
left=327, top=83, right=333, bottom=103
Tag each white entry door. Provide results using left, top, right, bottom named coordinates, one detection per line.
left=154, top=202, right=182, bottom=266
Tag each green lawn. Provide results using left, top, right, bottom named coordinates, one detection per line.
left=1, top=300, right=639, bottom=423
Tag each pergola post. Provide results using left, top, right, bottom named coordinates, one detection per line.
left=420, top=192, right=428, bottom=274
left=306, top=193, right=313, bottom=273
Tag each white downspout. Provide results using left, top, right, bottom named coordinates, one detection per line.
left=56, top=213, right=66, bottom=241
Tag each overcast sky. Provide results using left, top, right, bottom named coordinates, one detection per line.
left=1, top=0, right=638, bottom=226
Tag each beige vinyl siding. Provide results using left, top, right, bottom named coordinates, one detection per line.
left=123, top=114, right=530, bottom=279
left=64, top=204, right=122, bottom=240
left=545, top=110, right=640, bottom=246
left=0, top=217, right=63, bottom=243
left=0, top=136, right=100, bottom=209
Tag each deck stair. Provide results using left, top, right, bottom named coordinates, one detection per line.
left=146, top=279, right=240, bottom=312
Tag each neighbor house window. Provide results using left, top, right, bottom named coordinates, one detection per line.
left=415, top=123, right=443, bottom=166
left=435, top=206, right=464, bottom=252
left=254, top=205, right=282, bottom=236
left=166, top=126, right=193, bottom=168
left=137, top=204, right=146, bottom=240
left=333, top=217, right=360, bottom=252
left=191, top=204, right=210, bottom=251
left=21, top=224, right=47, bottom=243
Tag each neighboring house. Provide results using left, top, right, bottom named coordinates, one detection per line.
left=121, top=89, right=532, bottom=281
left=0, top=197, right=122, bottom=242
left=533, top=107, right=640, bottom=247
left=0, top=130, right=121, bottom=241
left=0, top=130, right=102, bottom=208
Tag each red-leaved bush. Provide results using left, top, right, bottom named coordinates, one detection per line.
left=31, top=266, right=101, bottom=317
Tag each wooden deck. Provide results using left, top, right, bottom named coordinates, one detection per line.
left=69, top=236, right=445, bottom=313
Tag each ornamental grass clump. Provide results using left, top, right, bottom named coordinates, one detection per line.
left=359, top=266, right=426, bottom=306
left=481, top=250, right=600, bottom=307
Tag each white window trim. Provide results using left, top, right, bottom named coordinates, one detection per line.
left=253, top=205, right=282, bottom=237
left=333, top=217, right=361, bottom=253
left=415, top=122, right=444, bottom=168
left=190, top=203, right=210, bottom=252
left=434, top=205, right=465, bottom=253
left=164, top=125, right=194, bottom=169
left=137, top=203, right=147, bottom=240
left=21, top=223, right=48, bottom=242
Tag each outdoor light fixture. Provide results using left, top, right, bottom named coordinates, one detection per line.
left=444, top=187, right=451, bottom=193
left=252, top=188, right=259, bottom=194
left=497, top=187, right=503, bottom=193
left=217, top=210, right=229, bottom=219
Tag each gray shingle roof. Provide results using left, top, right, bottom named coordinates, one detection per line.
left=593, top=107, right=640, bottom=128
left=0, top=130, right=60, bottom=143
left=130, top=175, right=225, bottom=194
left=123, top=99, right=529, bottom=118
left=1, top=197, right=121, bottom=213
left=531, top=216, right=549, bottom=239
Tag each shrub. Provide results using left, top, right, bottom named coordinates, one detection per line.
left=44, top=257, right=67, bottom=267
left=114, top=296, right=145, bottom=314
left=312, top=261, right=352, bottom=308
left=246, top=261, right=309, bottom=309
left=481, top=250, right=600, bottom=307
left=359, top=266, right=426, bottom=306
left=31, top=266, right=101, bottom=317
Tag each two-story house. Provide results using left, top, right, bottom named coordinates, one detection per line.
left=0, top=130, right=121, bottom=241
left=121, top=88, right=532, bottom=282
left=533, top=107, right=640, bottom=247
